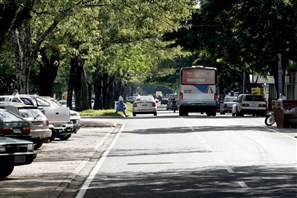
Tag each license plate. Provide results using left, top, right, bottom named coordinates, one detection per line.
left=251, top=103, right=257, bottom=107
left=15, top=156, right=26, bottom=163
left=142, top=104, right=148, bottom=107
left=13, top=128, right=22, bottom=134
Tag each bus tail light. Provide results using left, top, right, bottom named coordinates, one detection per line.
left=214, top=93, right=218, bottom=100
left=179, top=93, right=183, bottom=100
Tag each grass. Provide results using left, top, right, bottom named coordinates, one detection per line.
left=79, top=102, right=133, bottom=117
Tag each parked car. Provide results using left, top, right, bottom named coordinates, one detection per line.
left=220, top=96, right=237, bottom=114
left=0, top=108, right=31, bottom=141
left=47, top=97, right=81, bottom=133
left=0, top=103, right=51, bottom=149
left=133, top=95, right=157, bottom=116
left=0, top=95, right=74, bottom=140
left=0, top=136, right=37, bottom=178
left=232, top=94, right=267, bottom=117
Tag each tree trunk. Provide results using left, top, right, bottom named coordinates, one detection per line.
left=68, top=55, right=89, bottom=111
left=12, top=23, right=32, bottom=93
left=38, top=48, right=59, bottom=96
left=93, top=70, right=103, bottom=110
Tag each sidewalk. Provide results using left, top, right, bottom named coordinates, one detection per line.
left=80, top=117, right=118, bottom=128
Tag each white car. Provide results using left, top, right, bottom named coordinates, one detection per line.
left=44, top=97, right=81, bottom=133
left=232, top=94, right=267, bottom=117
left=132, top=95, right=157, bottom=116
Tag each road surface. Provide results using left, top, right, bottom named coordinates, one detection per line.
left=78, top=111, right=297, bottom=197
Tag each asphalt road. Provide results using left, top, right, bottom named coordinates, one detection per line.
left=0, top=110, right=296, bottom=198
left=79, top=111, right=297, bottom=198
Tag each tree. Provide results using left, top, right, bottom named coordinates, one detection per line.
left=164, top=0, right=297, bottom=96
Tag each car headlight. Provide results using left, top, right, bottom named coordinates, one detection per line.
left=0, top=145, right=6, bottom=153
left=27, top=143, right=34, bottom=151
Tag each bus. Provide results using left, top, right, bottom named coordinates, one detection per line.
left=177, top=66, right=218, bottom=116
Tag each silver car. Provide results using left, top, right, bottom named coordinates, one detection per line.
left=132, top=96, right=157, bottom=116
left=220, top=96, right=237, bottom=114
left=0, top=103, right=51, bottom=149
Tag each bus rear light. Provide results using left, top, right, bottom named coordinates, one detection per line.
left=179, top=93, right=183, bottom=100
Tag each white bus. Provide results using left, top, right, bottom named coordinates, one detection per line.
left=177, top=66, right=218, bottom=116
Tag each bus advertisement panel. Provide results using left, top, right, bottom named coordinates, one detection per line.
left=178, top=66, right=218, bottom=116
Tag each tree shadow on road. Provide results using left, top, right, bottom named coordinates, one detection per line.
left=83, top=165, right=297, bottom=198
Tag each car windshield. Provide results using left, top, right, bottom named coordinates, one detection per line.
left=225, top=97, right=236, bottom=102
left=137, top=96, right=154, bottom=101
left=245, top=95, right=265, bottom=101
left=0, top=110, right=24, bottom=121
left=35, top=97, right=51, bottom=106
left=18, top=108, right=46, bottom=119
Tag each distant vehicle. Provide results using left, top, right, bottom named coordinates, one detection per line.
left=220, top=96, right=237, bottom=114
left=167, top=94, right=177, bottom=110
left=0, top=109, right=31, bottom=141
left=0, top=103, right=51, bottom=149
left=160, top=98, right=168, bottom=105
left=232, top=94, right=267, bottom=117
left=177, top=66, right=218, bottom=116
left=126, top=96, right=135, bottom=103
left=0, top=137, right=37, bottom=178
left=132, top=95, right=157, bottom=116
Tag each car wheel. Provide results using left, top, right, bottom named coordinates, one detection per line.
left=58, top=134, right=71, bottom=140
left=154, top=112, right=157, bottom=116
left=0, top=157, right=14, bottom=178
left=232, top=113, right=235, bottom=117
left=34, top=139, right=43, bottom=150
left=133, top=113, right=136, bottom=116
left=50, top=129, right=57, bottom=141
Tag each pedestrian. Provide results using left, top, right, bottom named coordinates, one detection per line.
left=116, top=96, right=127, bottom=117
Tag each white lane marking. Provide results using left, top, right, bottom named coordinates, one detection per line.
left=76, top=124, right=125, bottom=198
left=226, top=167, right=235, bottom=174
left=237, top=181, right=248, bottom=188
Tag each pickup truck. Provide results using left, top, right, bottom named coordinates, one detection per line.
left=0, top=95, right=74, bottom=141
